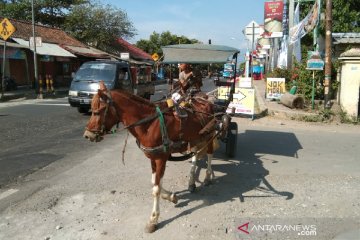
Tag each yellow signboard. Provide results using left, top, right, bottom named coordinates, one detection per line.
left=217, top=86, right=232, bottom=100
left=266, top=78, right=286, bottom=99
left=152, top=53, right=159, bottom=61
left=227, top=87, right=255, bottom=115
left=0, top=18, right=16, bottom=41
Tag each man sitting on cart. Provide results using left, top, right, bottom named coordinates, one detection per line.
left=178, top=63, right=203, bottom=96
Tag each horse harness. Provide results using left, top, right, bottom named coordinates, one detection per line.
left=93, top=91, right=218, bottom=159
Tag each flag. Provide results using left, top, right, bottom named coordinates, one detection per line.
left=289, top=0, right=320, bottom=45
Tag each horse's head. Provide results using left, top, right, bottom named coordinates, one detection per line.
left=83, top=81, right=120, bottom=142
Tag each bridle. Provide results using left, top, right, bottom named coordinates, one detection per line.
left=86, top=90, right=120, bottom=137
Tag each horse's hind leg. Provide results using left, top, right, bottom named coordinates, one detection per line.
left=160, top=185, right=178, bottom=204
left=204, top=153, right=214, bottom=186
left=188, top=154, right=197, bottom=192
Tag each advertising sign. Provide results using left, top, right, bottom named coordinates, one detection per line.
left=29, top=37, right=42, bottom=48
left=120, top=52, right=130, bottom=60
left=266, top=78, right=286, bottom=99
left=223, top=63, right=235, bottom=78
left=264, top=1, right=284, bottom=38
left=227, top=88, right=255, bottom=115
left=306, top=51, right=324, bottom=70
left=239, top=77, right=252, bottom=88
left=217, top=86, right=231, bottom=100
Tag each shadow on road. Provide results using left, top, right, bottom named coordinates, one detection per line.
left=158, top=129, right=301, bottom=229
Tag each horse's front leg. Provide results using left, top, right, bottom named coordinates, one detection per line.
left=188, top=154, right=197, bottom=192
left=146, top=159, right=166, bottom=233
left=204, top=153, right=214, bottom=186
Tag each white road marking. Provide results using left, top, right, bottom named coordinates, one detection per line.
left=32, top=103, right=70, bottom=106
left=0, top=189, right=19, bottom=200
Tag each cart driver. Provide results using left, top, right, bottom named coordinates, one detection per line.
left=178, top=63, right=203, bottom=96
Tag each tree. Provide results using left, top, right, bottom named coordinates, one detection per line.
left=299, top=0, right=360, bottom=43
left=0, top=0, right=89, bottom=28
left=136, top=31, right=200, bottom=56
left=63, top=1, right=136, bottom=51
left=331, top=0, right=360, bottom=32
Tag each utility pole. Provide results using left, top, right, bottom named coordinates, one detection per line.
left=324, top=0, right=332, bottom=108
left=287, top=0, right=295, bottom=70
left=31, top=0, right=41, bottom=99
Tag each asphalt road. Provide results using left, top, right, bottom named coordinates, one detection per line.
left=0, top=115, right=359, bottom=239
left=0, top=79, right=215, bottom=188
left=1, top=79, right=358, bottom=239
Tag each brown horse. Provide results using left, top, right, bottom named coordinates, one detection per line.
left=83, top=81, right=219, bottom=233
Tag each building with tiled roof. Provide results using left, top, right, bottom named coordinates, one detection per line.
left=1, top=17, right=154, bottom=88
left=115, top=38, right=153, bottom=62
left=0, top=17, right=113, bottom=87
left=332, top=33, right=360, bottom=58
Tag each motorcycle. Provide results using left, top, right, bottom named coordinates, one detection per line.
left=0, top=76, right=17, bottom=91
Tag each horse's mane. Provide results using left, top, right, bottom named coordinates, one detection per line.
left=92, top=93, right=101, bottom=111
left=112, top=89, right=156, bottom=107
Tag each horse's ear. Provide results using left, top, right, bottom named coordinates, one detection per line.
left=99, top=81, right=107, bottom=91
left=97, top=81, right=108, bottom=99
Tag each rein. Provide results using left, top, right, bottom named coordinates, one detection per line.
left=156, top=106, right=170, bottom=152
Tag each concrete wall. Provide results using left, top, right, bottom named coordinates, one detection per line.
left=340, top=61, right=360, bottom=117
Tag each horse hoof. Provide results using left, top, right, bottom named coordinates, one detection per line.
left=204, top=179, right=212, bottom=186
left=188, top=184, right=196, bottom=193
left=145, top=223, right=156, bottom=233
left=171, top=194, right=178, bottom=204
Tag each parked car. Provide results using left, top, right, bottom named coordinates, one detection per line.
left=68, top=60, right=155, bottom=113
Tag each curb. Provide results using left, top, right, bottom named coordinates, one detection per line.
left=0, top=89, right=69, bottom=102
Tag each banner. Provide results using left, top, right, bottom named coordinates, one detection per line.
left=289, top=0, right=320, bottom=44
left=293, top=3, right=302, bottom=62
left=277, top=35, right=288, bottom=68
left=264, top=1, right=284, bottom=38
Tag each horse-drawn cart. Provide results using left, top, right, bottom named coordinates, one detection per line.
left=83, top=43, right=242, bottom=233
left=161, top=44, right=240, bottom=157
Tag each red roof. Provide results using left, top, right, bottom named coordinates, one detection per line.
left=1, top=18, right=86, bottom=47
left=116, top=38, right=153, bottom=61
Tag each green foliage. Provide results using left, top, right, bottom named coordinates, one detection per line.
left=331, top=0, right=360, bottom=33
left=339, top=110, right=360, bottom=124
left=0, top=0, right=136, bottom=52
left=295, top=0, right=360, bottom=52
left=135, top=31, right=200, bottom=56
left=64, top=1, right=136, bottom=51
left=297, top=109, right=334, bottom=122
left=266, top=67, right=292, bottom=84
left=0, top=0, right=89, bottom=27
left=268, top=59, right=340, bottom=102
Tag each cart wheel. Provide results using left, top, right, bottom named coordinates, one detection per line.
left=226, top=122, right=238, bottom=157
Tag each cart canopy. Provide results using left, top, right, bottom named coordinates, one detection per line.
left=161, top=44, right=239, bottom=64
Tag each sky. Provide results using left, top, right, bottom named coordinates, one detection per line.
left=100, top=0, right=266, bottom=54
